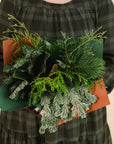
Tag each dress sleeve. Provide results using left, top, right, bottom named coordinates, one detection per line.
left=96, top=0, right=114, bottom=94
left=0, top=0, right=16, bottom=85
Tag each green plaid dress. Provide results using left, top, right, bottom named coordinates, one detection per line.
left=0, top=0, right=114, bottom=143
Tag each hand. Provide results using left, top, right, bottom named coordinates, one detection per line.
left=34, top=107, right=45, bottom=116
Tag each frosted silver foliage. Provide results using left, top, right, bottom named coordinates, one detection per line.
left=3, top=75, right=14, bottom=85
left=39, top=84, right=97, bottom=134
left=13, top=48, right=41, bottom=70
left=9, top=81, right=29, bottom=100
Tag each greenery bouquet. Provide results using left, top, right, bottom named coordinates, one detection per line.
left=0, top=14, right=110, bottom=134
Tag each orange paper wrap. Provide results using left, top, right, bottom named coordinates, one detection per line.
left=3, top=38, right=32, bottom=66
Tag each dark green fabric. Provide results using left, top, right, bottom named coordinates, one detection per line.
left=0, top=0, right=113, bottom=144
left=0, top=84, right=28, bottom=111
left=86, top=39, right=103, bottom=58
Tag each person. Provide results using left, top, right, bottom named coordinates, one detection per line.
left=0, top=0, right=114, bottom=143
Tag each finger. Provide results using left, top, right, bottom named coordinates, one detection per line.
left=34, top=107, right=39, bottom=112
left=40, top=109, right=44, bottom=116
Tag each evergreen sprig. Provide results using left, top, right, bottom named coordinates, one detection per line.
left=38, top=84, right=97, bottom=134
left=29, top=69, right=69, bottom=105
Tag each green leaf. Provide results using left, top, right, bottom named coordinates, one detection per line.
left=38, top=52, right=50, bottom=77
left=74, top=80, right=80, bottom=93
left=13, top=70, right=29, bottom=81
left=0, top=84, right=28, bottom=111
left=3, top=65, right=13, bottom=73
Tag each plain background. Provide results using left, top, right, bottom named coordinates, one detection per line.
left=107, top=89, right=114, bottom=143
left=0, top=0, right=114, bottom=143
